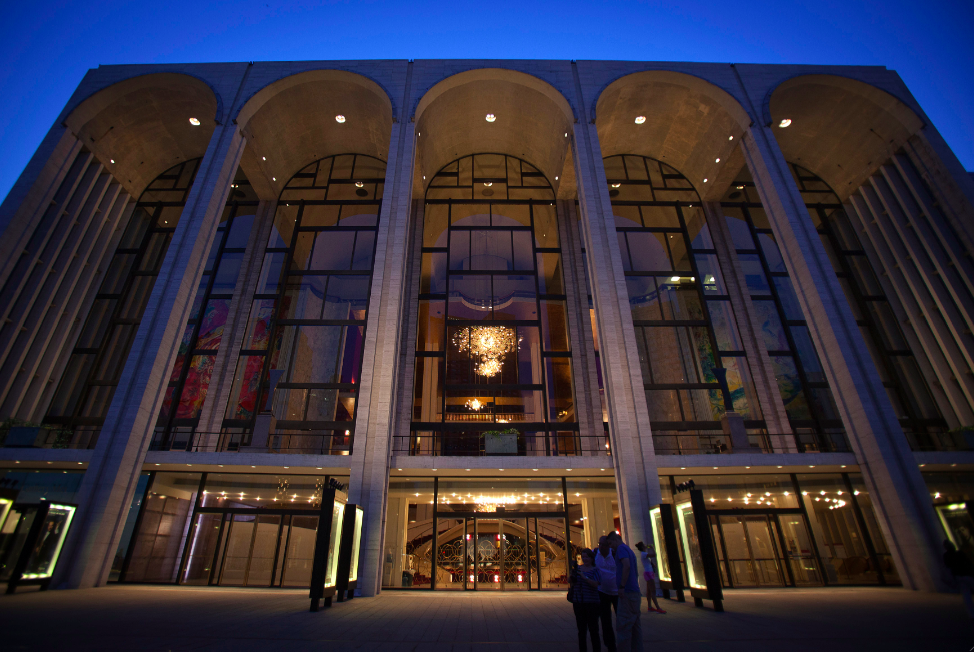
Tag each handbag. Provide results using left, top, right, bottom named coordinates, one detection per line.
left=566, top=565, right=578, bottom=603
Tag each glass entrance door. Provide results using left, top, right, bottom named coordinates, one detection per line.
left=715, top=514, right=785, bottom=587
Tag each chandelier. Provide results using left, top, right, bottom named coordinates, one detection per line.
left=465, top=398, right=484, bottom=411
left=452, top=326, right=518, bottom=377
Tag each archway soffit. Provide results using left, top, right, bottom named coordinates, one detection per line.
left=63, top=71, right=224, bottom=132
left=413, top=67, right=577, bottom=126
left=592, top=69, right=752, bottom=129
left=234, top=67, right=396, bottom=129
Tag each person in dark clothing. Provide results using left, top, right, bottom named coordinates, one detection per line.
left=944, top=539, right=974, bottom=618
left=569, top=548, right=604, bottom=652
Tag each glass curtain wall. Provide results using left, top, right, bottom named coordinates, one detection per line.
left=720, top=173, right=847, bottom=451
left=45, top=159, right=201, bottom=444
left=407, top=154, right=582, bottom=456
left=152, top=170, right=258, bottom=450
left=604, top=155, right=764, bottom=454
left=221, top=154, right=386, bottom=454
left=787, top=165, right=945, bottom=445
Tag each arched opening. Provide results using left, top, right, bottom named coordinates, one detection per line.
left=235, top=70, right=394, bottom=200
left=406, top=154, right=585, bottom=456
left=64, top=73, right=219, bottom=198
left=603, top=154, right=766, bottom=453
left=413, top=69, right=575, bottom=199
left=595, top=71, right=751, bottom=202
left=768, top=74, right=924, bottom=199
left=45, top=159, right=206, bottom=441
left=217, top=154, right=387, bottom=454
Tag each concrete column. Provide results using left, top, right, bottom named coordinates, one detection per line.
left=849, top=182, right=974, bottom=419
left=20, top=192, right=133, bottom=421
left=903, top=130, right=974, bottom=250
left=570, top=63, right=658, bottom=552
left=740, top=123, right=947, bottom=591
left=347, top=63, right=416, bottom=597
left=52, top=123, right=247, bottom=589
left=196, top=199, right=277, bottom=444
left=702, top=201, right=794, bottom=448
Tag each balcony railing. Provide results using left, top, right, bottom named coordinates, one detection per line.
left=395, top=431, right=610, bottom=457
left=149, top=429, right=352, bottom=455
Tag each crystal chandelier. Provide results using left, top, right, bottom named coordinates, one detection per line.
left=452, top=326, right=518, bottom=377
left=465, top=398, right=484, bottom=411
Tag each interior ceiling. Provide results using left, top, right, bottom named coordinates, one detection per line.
left=596, top=72, right=750, bottom=201
left=414, top=76, right=574, bottom=196
left=65, top=73, right=218, bottom=198
left=239, top=75, right=393, bottom=199
left=769, top=75, right=924, bottom=200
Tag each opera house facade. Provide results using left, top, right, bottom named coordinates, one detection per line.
left=0, top=59, right=972, bottom=595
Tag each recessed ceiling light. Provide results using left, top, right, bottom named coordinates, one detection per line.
left=484, top=182, right=492, bottom=187
left=336, top=115, right=346, bottom=123
left=485, top=113, right=496, bottom=122
left=110, top=159, right=115, bottom=164
left=737, top=185, right=744, bottom=189
left=728, top=135, right=734, bottom=141
left=634, top=116, right=646, bottom=124
left=703, top=178, right=708, bottom=183
left=555, top=176, right=559, bottom=180
left=262, top=156, right=266, bottom=161
left=564, top=133, right=568, bottom=137
left=670, top=276, right=681, bottom=282
left=272, top=177, right=276, bottom=181
left=779, top=118, right=792, bottom=128
left=532, top=468, right=538, bottom=471
left=715, top=158, right=720, bottom=163
left=189, top=117, right=200, bottom=126
left=611, top=183, right=621, bottom=188
left=355, top=181, right=365, bottom=188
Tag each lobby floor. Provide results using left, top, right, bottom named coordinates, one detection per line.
left=0, top=584, right=968, bottom=651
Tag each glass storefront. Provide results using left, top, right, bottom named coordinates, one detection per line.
left=383, top=475, right=617, bottom=590
left=666, top=472, right=898, bottom=588
left=116, top=471, right=347, bottom=588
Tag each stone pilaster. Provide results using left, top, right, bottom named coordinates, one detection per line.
left=348, top=62, right=416, bottom=597
left=570, top=64, right=658, bottom=550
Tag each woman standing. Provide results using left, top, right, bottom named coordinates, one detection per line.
left=635, top=541, right=666, bottom=614
left=569, top=548, right=605, bottom=651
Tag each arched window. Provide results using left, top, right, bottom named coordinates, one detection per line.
left=722, top=164, right=946, bottom=445
left=221, top=154, right=386, bottom=454
left=408, top=154, right=580, bottom=456
left=46, top=158, right=202, bottom=442
left=604, top=154, right=764, bottom=453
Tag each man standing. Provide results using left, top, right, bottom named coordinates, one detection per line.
left=595, top=536, right=618, bottom=652
left=607, top=531, right=642, bottom=651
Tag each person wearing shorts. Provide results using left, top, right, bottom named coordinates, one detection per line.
left=635, top=541, right=665, bottom=614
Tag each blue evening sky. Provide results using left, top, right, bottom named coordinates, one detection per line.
left=1, top=0, right=971, bottom=201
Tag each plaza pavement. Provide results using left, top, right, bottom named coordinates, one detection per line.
left=0, top=584, right=969, bottom=651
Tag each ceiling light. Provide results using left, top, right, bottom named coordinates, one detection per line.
left=532, top=469, right=538, bottom=471
left=262, top=156, right=266, bottom=161
left=355, top=181, right=365, bottom=188
left=703, top=178, right=708, bottom=183
left=336, top=115, right=346, bottom=123
left=272, top=177, right=276, bottom=181
left=715, top=158, right=720, bottom=163
left=110, top=159, right=115, bottom=164
left=486, top=114, right=496, bottom=122
left=737, top=185, right=744, bottom=189
left=564, top=133, right=568, bottom=137
left=779, top=118, right=792, bottom=128
left=189, top=117, right=200, bottom=126
left=670, top=276, right=681, bottom=282
left=611, top=183, right=621, bottom=188
left=728, top=135, right=734, bottom=141
left=555, top=176, right=559, bottom=180
left=484, top=182, right=492, bottom=187
left=634, top=116, right=646, bottom=124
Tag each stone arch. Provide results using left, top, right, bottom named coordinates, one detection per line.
left=595, top=70, right=752, bottom=202
left=63, top=72, right=220, bottom=197
left=767, top=74, right=925, bottom=198
left=413, top=68, right=575, bottom=198
left=234, top=70, right=394, bottom=200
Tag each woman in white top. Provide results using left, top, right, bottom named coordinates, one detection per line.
left=635, top=541, right=665, bottom=614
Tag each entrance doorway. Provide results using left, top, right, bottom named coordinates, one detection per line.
left=180, top=510, right=320, bottom=587
left=710, top=510, right=821, bottom=587
left=428, top=515, right=569, bottom=590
